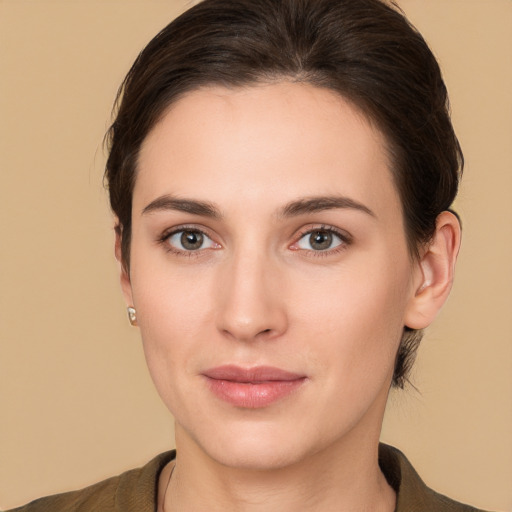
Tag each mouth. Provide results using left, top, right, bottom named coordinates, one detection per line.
left=202, top=365, right=307, bottom=408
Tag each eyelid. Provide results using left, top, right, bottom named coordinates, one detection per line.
left=157, top=223, right=351, bottom=256
left=159, top=224, right=221, bottom=254
left=289, top=225, right=352, bottom=253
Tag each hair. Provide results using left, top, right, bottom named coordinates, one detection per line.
left=105, top=0, right=463, bottom=388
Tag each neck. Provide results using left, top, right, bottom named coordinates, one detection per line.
left=163, top=426, right=395, bottom=512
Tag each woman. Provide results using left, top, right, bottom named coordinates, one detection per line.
left=5, top=0, right=497, bottom=510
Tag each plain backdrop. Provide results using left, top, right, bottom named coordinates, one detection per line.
left=1, top=1, right=511, bottom=510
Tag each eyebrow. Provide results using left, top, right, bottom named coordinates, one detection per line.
left=279, top=195, right=375, bottom=218
left=142, top=195, right=222, bottom=218
left=141, top=194, right=375, bottom=219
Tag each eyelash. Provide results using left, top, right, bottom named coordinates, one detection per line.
left=158, top=225, right=217, bottom=258
left=158, top=224, right=352, bottom=258
left=292, top=225, right=352, bottom=258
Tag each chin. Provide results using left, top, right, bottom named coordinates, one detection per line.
left=174, top=413, right=297, bottom=470
left=206, top=436, right=309, bottom=471
left=184, top=416, right=339, bottom=472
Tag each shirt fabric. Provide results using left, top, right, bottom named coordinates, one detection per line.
left=7, top=444, right=489, bottom=512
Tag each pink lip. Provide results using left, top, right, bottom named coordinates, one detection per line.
left=202, top=365, right=307, bottom=408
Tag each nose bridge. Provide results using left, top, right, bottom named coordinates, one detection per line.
left=216, top=240, right=287, bottom=341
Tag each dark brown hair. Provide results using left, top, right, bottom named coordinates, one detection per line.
left=105, top=0, right=463, bottom=387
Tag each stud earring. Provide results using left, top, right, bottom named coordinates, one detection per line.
left=127, top=306, right=138, bottom=326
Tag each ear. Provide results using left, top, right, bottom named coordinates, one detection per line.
left=114, top=223, right=134, bottom=308
left=404, top=211, right=461, bottom=330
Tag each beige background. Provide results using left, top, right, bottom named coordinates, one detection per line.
left=1, top=0, right=511, bottom=510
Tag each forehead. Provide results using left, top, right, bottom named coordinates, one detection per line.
left=135, top=82, right=400, bottom=220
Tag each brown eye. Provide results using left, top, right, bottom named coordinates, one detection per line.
left=166, top=229, right=217, bottom=251
left=295, top=228, right=345, bottom=252
left=309, top=231, right=333, bottom=250
left=181, top=231, right=204, bottom=250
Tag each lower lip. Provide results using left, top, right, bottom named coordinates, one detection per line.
left=205, top=377, right=306, bottom=408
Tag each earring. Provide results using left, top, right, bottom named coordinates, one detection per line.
left=127, top=306, right=138, bottom=326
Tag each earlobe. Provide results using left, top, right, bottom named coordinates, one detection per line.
left=404, top=211, right=461, bottom=330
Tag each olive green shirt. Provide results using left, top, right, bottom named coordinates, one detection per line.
left=7, top=444, right=489, bottom=511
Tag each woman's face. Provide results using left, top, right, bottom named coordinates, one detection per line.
left=123, top=82, right=422, bottom=469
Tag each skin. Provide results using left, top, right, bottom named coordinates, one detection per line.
left=117, top=82, right=460, bottom=512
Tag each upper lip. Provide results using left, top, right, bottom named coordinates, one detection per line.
left=202, top=365, right=305, bottom=383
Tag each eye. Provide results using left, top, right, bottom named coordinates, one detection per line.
left=294, top=228, right=346, bottom=252
left=166, top=229, right=218, bottom=252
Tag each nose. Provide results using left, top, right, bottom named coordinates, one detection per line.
left=215, top=249, right=288, bottom=343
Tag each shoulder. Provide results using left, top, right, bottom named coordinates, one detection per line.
left=5, top=451, right=175, bottom=512
left=379, top=444, right=491, bottom=512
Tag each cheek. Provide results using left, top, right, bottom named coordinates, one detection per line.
left=128, top=252, right=226, bottom=407
left=292, top=254, right=411, bottom=385
left=129, top=235, right=413, bottom=420
left=135, top=273, right=211, bottom=343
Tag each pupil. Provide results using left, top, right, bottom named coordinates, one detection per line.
left=310, top=231, right=332, bottom=250
left=181, top=231, right=203, bottom=250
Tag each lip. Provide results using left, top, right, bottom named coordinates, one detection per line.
left=202, top=365, right=307, bottom=408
